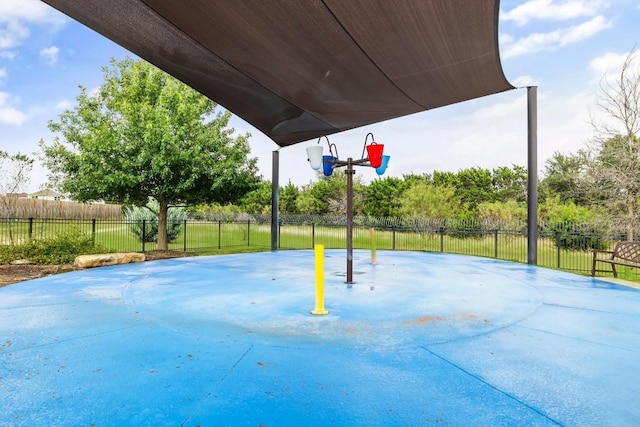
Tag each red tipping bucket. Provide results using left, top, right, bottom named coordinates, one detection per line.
left=366, top=143, right=384, bottom=168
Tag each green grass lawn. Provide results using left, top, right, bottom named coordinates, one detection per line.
left=2, top=219, right=637, bottom=282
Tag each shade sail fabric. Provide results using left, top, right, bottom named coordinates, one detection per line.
left=42, top=0, right=514, bottom=146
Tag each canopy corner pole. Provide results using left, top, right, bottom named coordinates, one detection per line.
left=271, top=150, right=280, bottom=251
left=527, top=86, right=538, bottom=265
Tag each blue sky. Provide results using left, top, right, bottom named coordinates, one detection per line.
left=1, top=0, right=639, bottom=192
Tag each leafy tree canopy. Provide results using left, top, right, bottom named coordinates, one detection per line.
left=400, top=183, right=465, bottom=219
left=587, top=48, right=640, bottom=238
left=296, top=172, right=364, bottom=215
left=0, top=150, right=33, bottom=196
left=362, top=176, right=407, bottom=218
left=280, top=181, right=300, bottom=214
left=541, top=150, right=589, bottom=204
left=40, top=58, right=259, bottom=249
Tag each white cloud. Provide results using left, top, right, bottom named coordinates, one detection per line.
left=0, top=91, right=28, bottom=125
left=499, top=33, right=514, bottom=45
left=40, top=45, right=59, bottom=64
left=0, top=67, right=6, bottom=80
left=502, top=15, right=611, bottom=58
left=0, top=0, right=66, bottom=52
left=588, top=51, right=632, bottom=79
left=511, top=75, right=541, bottom=87
left=469, top=94, right=525, bottom=121
left=0, top=19, right=29, bottom=50
left=0, top=0, right=64, bottom=23
left=55, top=99, right=74, bottom=110
left=502, top=0, right=610, bottom=26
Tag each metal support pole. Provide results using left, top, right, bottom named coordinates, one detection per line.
left=527, top=86, right=538, bottom=265
left=271, top=150, right=280, bottom=251
left=345, top=158, right=355, bottom=284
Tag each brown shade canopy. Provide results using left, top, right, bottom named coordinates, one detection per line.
left=42, top=0, right=514, bottom=146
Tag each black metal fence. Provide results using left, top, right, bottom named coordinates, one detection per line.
left=1, top=214, right=638, bottom=278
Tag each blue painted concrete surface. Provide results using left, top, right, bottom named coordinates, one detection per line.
left=1, top=250, right=639, bottom=426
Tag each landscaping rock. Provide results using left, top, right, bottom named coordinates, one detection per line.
left=74, top=253, right=146, bottom=268
left=10, top=259, right=33, bottom=265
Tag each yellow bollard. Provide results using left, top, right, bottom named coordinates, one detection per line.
left=311, top=244, right=329, bottom=315
left=370, top=228, right=377, bottom=265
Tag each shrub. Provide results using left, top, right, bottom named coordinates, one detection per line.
left=0, top=229, right=105, bottom=264
left=544, top=221, right=610, bottom=251
left=539, top=196, right=608, bottom=250
left=477, top=200, right=527, bottom=222
left=124, top=200, right=187, bottom=243
left=444, top=218, right=485, bottom=239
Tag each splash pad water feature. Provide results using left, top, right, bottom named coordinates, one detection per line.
left=1, top=250, right=639, bottom=426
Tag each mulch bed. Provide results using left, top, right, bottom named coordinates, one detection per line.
left=0, top=250, right=196, bottom=287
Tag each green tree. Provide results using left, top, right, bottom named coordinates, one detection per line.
left=0, top=151, right=34, bottom=219
left=587, top=49, right=640, bottom=239
left=241, top=180, right=272, bottom=214
left=587, top=134, right=640, bottom=237
left=540, top=151, right=589, bottom=204
left=0, top=151, right=33, bottom=196
left=433, top=168, right=494, bottom=211
left=455, top=167, right=494, bottom=209
left=402, top=173, right=431, bottom=187
left=363, top=176, right=407, bottom=217
left=477, top=200, right=527, bottom=222
left=431, top=170, right=457, bottom=188
left=492, top=165, right=527, bottom=203
left=399, top=182, right=464, bottom=218
left=539, top=195, right=604, bottom=250
left=539, top=195, right=599, bottom=224
left=296, top=172, right=363, bottom=215
left=0, top=151, right=34, bottom=242
left=124, top=199, right=188, bottom=243
left=280, top=181, right=300, bottom=214
left=40, top=58, right=259, bottom=249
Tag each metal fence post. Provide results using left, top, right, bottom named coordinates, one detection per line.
left=392, top=226, right=396, bottom=250
left=142, top=219, right=146, bottom=252
left=183, top=219, right=187, bottom=251
left=28, top=217, right=33, bottom=239
left=312, top=223, right=315, bottom=249
left=556, top=231, right=561, bottom=268
left=92, top=218, right=96, bottom=246
left=493, top=229, right=498, bottom=258
left=439, top=227, right=445, bottom=252
left=247, top=219, right=251, bottom=246
left=218, top=220, right=222, bottom=249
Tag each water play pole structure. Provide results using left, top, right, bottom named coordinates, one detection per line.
left=306, top=133, right=389, bottom=284
left=370, top=228, right=377, bottom=265
left=311, top=244, right=329, bottom=315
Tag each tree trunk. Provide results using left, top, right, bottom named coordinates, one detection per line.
left=157, top=197, right=169, bottom=250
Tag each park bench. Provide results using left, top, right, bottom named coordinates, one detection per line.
left=591, top=241, right=640, bottom=277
